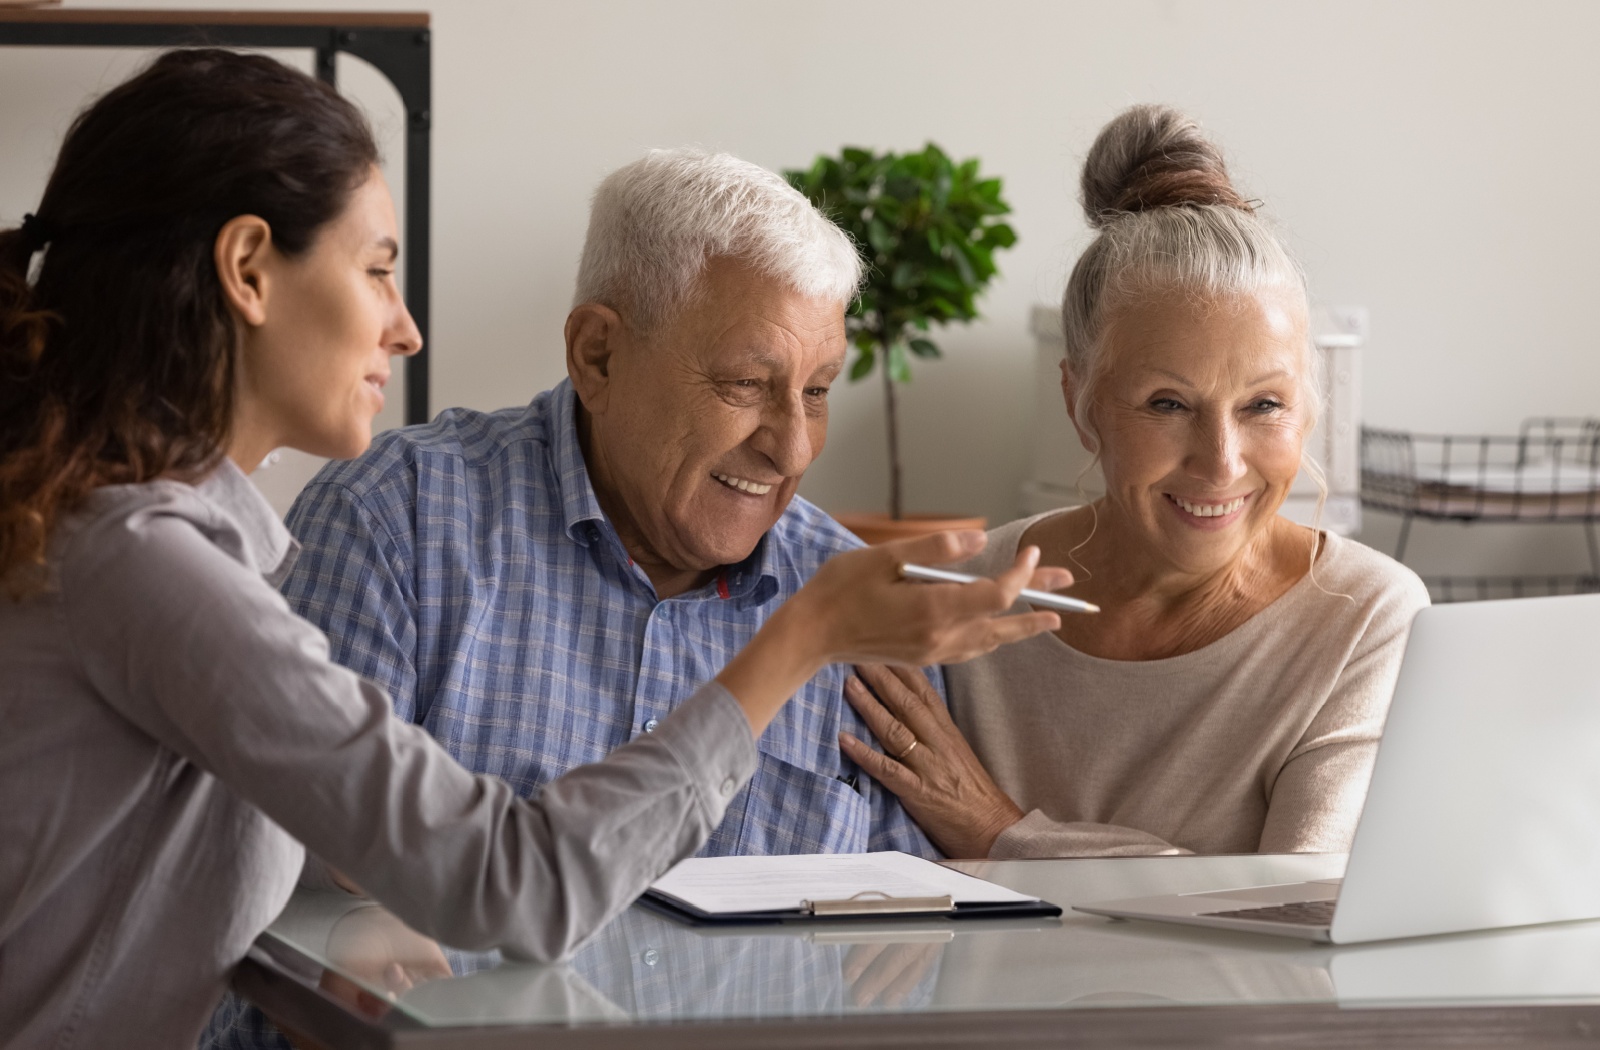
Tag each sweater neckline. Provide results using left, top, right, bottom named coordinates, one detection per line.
left=995, top=510, right=1340, bottom=673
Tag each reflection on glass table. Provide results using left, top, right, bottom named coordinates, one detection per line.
left=269, top=890, right=966, bottom=1027
left=250, top=852, right=1600, bottom=1042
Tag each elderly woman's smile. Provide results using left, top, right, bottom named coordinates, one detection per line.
left=1166, top=492, right=1250, bottom=523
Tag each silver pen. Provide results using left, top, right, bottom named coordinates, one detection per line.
left=898, top=563, right=1101, bottom=614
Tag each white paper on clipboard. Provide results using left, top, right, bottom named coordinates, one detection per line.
left=647, top=850, right=1037, bottom=916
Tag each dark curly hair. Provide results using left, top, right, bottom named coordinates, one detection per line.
left=0, top=48, right=379, bottom=596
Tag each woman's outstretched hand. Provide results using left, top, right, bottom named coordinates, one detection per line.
left=716, top=531, right=1072, bottom=735
left=840, top=663, right=1025, bottom=860
left=800, top=532, right=1072, bottom=667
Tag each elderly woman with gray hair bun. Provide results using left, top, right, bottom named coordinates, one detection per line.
left=843, top=105, right=1429, bottom=860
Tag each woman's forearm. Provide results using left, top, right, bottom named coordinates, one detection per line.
left=988, top=812, right=1190, bottom=859
left=715, top=594, right=829, bottom=735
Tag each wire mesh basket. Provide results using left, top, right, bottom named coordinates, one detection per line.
left=1360, top=418, right=1600, bottom=592
left=1361, top=418, right=1600, bottom=522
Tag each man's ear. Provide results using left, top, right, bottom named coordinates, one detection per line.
left=565, top=303, right=626, bottom=415
left=214, top=215, right=274, bottom=327
left=1060, top=359, right=1099, bottom=454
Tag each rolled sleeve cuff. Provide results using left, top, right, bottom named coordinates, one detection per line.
left=647, top=680, right=758, bottom=826
left=989, top=810, right=1190, bottom=859
left=267, top=889, right=386, bottom=961
left=988, top=810, right=1056, bottom=860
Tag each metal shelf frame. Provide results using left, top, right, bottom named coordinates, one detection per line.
left=0, top=8, right=432, bottom=425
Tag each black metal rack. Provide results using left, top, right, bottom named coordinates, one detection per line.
left=1361, top=418, right=1600, bottom=601
left=0, top=8, right=432, bottom=425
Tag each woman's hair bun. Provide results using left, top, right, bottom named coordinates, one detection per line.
left=1079, top=104, right=1251, bottom=229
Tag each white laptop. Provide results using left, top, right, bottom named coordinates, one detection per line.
left=1074, top=592, right=1600, bottom=944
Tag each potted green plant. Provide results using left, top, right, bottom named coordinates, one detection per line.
left=786, top=143, right=1016, bottom=543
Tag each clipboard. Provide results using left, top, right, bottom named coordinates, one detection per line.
left=640, top=852, right=1062, bottom=928
left=639, top=890, right=1062, bottom=927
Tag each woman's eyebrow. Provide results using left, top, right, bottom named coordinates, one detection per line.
left=1149, top=368, right=1293, bottom=387
left=374, top=236, right=399, bottom=262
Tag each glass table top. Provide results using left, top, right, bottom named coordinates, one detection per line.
left=259, top=852, right=1600, bottom=1030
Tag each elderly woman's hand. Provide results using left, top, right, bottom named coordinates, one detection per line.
left=839, top=664, right=1024, bottom=859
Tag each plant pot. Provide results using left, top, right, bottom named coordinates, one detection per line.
left=832, top=512, right=988, bottom=547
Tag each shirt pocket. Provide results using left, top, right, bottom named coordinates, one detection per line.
left=704, top=748, right=872, bottom=856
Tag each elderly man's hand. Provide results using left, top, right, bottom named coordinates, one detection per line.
left=716, top=531, right=1071, bottom=735
left=840, top=664, right=1024, bottom=859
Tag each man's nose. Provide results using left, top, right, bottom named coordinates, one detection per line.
left=759, top=395, right=815, bottom=477
left=1187, top=412, right=1246, bottom=488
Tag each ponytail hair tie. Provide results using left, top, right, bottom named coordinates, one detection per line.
left=20, top=212, right=58, bottom=253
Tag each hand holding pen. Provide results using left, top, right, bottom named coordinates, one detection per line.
left=717, top=531, right=1072, bottom=734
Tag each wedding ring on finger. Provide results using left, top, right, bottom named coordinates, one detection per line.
left=896, top=739, right=919, bottom=760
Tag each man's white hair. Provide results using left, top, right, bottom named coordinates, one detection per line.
left=573, top=148, right=862, bottom=330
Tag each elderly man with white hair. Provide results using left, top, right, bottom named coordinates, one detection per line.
left=206, top=148, right=951, bottom=1048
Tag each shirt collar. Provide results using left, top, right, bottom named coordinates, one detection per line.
left=718, top=532, right=780, bottom=605
left=546, top=378, right=611, bottom=548
left=545, top=378, right=781, bottom=606
left=194, top=457, right=300, bottom=587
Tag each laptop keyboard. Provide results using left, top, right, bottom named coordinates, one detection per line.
left=1201, top=899, right=1337, bottom=926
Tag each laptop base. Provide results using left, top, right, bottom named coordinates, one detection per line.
left=1075, top=879, right=1341, bottom=942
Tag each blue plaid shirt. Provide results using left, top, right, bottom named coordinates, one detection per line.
left=206, top=379, right=940, bottom=1049
left=276, top=377, right=935, bottom=855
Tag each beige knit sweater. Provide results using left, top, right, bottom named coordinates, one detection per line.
left=946, top=514, right=1429, bottom=859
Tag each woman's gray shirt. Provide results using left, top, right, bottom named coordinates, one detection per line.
left=0, top=462, right=757, bottom=1050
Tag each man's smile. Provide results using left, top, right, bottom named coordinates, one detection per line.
left=712, top=472, right=774, bottom=495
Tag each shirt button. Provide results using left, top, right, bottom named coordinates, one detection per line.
left=720, top=777, right=737, bottom=797
left=643, top=718, right=660, bottom=733
left=642, top=948, right=660, bottom=967
left=659, top=604, right=673, bottom=621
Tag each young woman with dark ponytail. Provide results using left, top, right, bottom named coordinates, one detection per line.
left=0, top=49, right=1064, bottom=1048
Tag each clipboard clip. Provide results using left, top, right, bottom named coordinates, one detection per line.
left=803, top=890, right=956, bottom=917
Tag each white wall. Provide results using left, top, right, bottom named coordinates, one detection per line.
left=5, top=0, right=1598, bottom=578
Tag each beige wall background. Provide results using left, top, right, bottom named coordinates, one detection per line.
left=4, top=0, right=1598, bottom=578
